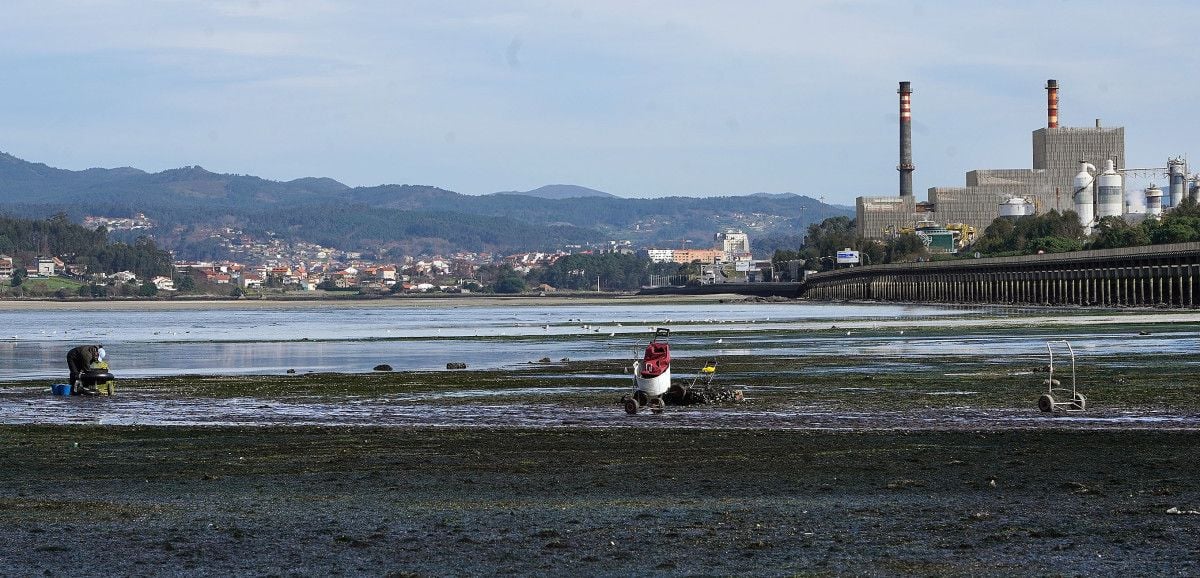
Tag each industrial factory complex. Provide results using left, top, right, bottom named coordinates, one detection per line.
left=857, top=80, right=1196, bottom=246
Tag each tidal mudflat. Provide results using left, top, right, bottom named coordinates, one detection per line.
left=3, top=302, right=1200, bottom=575
left=3, top=426, right=1199, bottom=576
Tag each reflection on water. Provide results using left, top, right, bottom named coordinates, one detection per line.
left=1, top=302, right=1194, bottom=379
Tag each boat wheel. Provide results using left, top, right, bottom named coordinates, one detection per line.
left=624, top=398, right=639, bottom=415
left=1038, top=394, right=1054, bottom=413
left=649, top=397, right=665, bottom=414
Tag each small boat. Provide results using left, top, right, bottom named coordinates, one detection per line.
left=625, top=328, right=672, bottom=414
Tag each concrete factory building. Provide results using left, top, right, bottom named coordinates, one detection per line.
left=858, top=80, right=1126, bottom=240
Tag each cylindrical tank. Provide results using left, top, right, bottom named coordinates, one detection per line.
left=1190, top=175, right=1200, bottom=203
left=1168, top=158, right=1186, bottom=208
left=1096, top=159, right=1123, bottom=220
left=998, top=196, right=1032, bottom=219
left=1073, top=161, right=1096, bottom=230
left=1145, top=184, right=1163, bottom=218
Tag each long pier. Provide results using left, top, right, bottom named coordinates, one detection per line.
left=802, top=241, right=1200, bottom=307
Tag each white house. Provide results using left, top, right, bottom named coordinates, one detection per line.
left=376, top=266, right=398, bottom=282
left=37, top=257, right=57, bottom=277
left=151, top=276, right=176, bottom=291
left=240, top=274, right=264, bottom=289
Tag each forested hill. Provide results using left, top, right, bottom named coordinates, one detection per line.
left=0, top=213, right=173, bottom=278
left=0, top=151, right=853, bottom=257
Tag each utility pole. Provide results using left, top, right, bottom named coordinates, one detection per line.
left=596, top=275, right=601, bottom=292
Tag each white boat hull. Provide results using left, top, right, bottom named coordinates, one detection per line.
left=633, top=361, right=671, bottom=397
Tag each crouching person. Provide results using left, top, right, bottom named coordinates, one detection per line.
left=66, top=344, right=102, bottom=395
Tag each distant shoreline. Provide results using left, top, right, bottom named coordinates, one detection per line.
left=0, top=293, right=747, bottom=311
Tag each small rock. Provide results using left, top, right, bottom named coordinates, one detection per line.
left=560, top=357, right=570, bottom=362
left=373, top=364, right=393, bottom=372
left=538, top=357, right=551, bottom=363
left=446, top=362, right=467, bottom=370
left=286, top=368, right=297, bottom=374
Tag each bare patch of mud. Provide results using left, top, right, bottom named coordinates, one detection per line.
left=5, top=385, right=1200, bottom=431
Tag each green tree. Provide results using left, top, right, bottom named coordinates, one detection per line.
left=175, top=275, right=196, bottom=292
left=1149, top=219, right=1198, bottom=244
left=972, top=211, right=1085, bottom=256
left=138, top=281, right=159, bottom=297
left=1089, top=216, right=1149, bottom=249
left=1026, top=236, right=1083, bottom=254
left=802, top=216, right=857, bottom=266
left=10, top=268, right=25, bottom=287
left=527, top=253, right=651, bottom=291
left=885, top=234, right=929, bottom=263
left=493, top=269, right=527, bottom=294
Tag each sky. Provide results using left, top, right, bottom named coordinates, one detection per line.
left=1, top=0, right=1197, bottom=205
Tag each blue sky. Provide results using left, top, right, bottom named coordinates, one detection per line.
left=1, top=1, right=1197, bottom=204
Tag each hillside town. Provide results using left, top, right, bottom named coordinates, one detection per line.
left=1, top=216, right=770, bottom=296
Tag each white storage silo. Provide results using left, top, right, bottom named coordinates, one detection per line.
left=1096, top=159, right=1123, bottom=220
left=1145, top=184, right=1163, bottom=218
left=1168, top=157, right=1186, bottom=208
left=998, top=196, right=1032, bottom=219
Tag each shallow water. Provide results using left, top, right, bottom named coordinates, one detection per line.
left=3, top=302, right=1195, bottom=379
left=6, top=302, right=1199, bottom=431
left=2, top=302, right=980, bottom=379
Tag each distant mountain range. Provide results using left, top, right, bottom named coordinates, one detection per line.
left=0, top=151, right=853, bottom=259
left=490, top=184, right=617, bottom=199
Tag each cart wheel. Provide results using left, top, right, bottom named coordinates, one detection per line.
left=1038, top=394, right=1054, bottom=413
left=676, top=385, right=690, bottom=405
left=1071, top=393, right=1086, bottom=411
left=634, top=390, right=648, bottom=408
left=649, top=398, right=665, bottom=414
left=624, top=398, right=639, bottom=415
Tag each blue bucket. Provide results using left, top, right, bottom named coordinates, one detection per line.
left=51, top=383, right=72, bottom=396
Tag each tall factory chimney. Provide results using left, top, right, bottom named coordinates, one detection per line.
left=1045, top=79, right=1059, bottom=128
left=898, top=81, right=914, bottom=197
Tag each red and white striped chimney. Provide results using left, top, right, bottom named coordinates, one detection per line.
left=898, top=81, right=914, bottom=197
left=1046, top=79, right=1059, bottom=128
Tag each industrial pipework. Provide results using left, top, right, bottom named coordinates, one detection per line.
left=1073, top=161, right=1096, bottom=233
left=898, top=81, right=914, bottom=197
